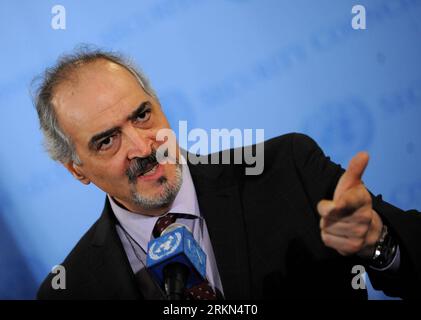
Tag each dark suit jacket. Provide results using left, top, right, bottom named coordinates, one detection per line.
left=37, top=133, right=421, bottom=299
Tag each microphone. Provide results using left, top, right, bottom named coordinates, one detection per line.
left=146, top=224, right=207, bottom=300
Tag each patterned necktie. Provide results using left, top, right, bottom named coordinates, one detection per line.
left=186, top=281, right=217, bottom=300
left=152, top=213, right=178, bottom=238
left=152, top=213, right=218, bottom=300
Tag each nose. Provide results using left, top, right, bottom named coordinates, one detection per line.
left=125, top=127, right=154, bottom=160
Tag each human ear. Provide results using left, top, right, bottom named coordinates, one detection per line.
left=64, top=161, right=91, bottom=185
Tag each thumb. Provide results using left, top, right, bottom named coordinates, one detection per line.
left=333, top=151, right=369, bottom=201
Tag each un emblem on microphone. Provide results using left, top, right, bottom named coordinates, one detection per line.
left=148, top=231, right=182, bottom=261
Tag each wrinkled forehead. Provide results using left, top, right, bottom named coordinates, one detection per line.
left=52, top=60, right=150, bottom=141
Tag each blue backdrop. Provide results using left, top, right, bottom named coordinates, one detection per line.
left=0, top=0, right=420, bottom=299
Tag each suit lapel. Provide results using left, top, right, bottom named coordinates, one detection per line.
left=90, top=198, right=143, bottom=299
left=188, top=160, right=252, bottom=299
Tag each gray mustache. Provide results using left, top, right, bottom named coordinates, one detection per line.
left=126, top=151, right=158, bottom=183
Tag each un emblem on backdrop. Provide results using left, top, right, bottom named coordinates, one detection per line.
left=301, top=98, right=374, bottom=164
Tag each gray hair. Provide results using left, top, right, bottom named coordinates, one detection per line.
left=32, top=45, right=158, bottom=164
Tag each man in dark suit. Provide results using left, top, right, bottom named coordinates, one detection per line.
left=35, top=49, right=421, bottom=299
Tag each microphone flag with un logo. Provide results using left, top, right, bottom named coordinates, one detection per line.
left=146, top=226, right=207, bottom=289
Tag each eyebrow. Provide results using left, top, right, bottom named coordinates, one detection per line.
left=127, top=101, right=150, bottom=122
left=88, top=101, right=151, bottom=150
left=88, top=127, right=120, bottom=151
